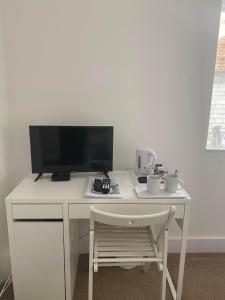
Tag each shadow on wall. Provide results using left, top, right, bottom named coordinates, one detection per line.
left=0, top=97, right=11, bottom=281
left=0, top=177, right=11, bottom=283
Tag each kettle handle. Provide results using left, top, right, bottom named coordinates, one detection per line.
left=145, top=148, right=157, bottom=169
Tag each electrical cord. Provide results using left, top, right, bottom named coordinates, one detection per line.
left=0, top=274, right=12, bottom=298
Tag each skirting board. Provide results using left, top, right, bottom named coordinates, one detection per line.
left=169, top=236, right=225, bottom=253
left=79, top=236, right=225, bottom=254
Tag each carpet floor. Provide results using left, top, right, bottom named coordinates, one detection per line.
left=2, top=253, right=225, bottom=300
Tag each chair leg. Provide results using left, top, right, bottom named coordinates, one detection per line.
left=88, top=264, right=93, bottom=300
left=161, top=231, right=168, bottom=300
left=161, top=265, right=167, bottom=300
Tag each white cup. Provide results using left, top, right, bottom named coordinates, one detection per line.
left=147, top=175, right=161, bottom=194
left=165, top=174, right=184, bottom=193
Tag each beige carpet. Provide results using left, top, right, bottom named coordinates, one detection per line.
left=2, top=253, right=225, bottom=300
left=74, top=253, right=225, bottom=300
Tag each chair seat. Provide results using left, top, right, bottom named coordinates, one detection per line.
left=94, top=223, right=159, bottom=266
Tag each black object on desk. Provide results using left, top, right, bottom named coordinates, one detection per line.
left=93, top=178, right=110, bottom=194
left=138, top=176, right=147, bottom=184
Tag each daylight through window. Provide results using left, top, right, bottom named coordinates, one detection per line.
left=207, top=2, right=225, bottom=150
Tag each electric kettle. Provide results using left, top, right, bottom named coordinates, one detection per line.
left=135, top=147, right=157, bottom=175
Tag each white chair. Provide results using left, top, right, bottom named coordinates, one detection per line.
left=88, top=205, right=176, bottom=300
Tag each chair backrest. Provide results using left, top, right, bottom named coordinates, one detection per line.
left=90, top=205, right=176, bottom=230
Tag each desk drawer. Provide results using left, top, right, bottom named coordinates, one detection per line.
left=69, top=204, right=184, bottom=219
left=12, top=204, right=63, bottom=219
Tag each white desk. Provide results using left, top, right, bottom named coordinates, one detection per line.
left=5, top=170, right=191, bottom=300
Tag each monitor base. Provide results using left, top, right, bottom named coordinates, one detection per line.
left=51, top=172, right=71, bottom=182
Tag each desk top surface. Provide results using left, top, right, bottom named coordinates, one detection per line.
left=6, top=170, right=191, bottom=204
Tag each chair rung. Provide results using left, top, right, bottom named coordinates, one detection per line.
left=98, top=262, right=146, bottom=267
left=97, top=228, right=146, bottom=234
left=98, top=232, right=149, bottom=236
left=96, top=224, right=145, bottom=229
left=97, top=250, right=155, bottom=257
left=97, top=245, right=153, bottom=251
left=97, top=241, right=151, bottom=246
left=97, top=237, right=150, bottom=242
left=93, top=257, right=162, bottom=263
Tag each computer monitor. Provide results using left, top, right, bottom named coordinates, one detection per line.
left=29, top=126, right=113, bottom=181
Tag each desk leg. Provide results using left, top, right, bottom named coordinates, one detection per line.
left=63, top=204, right=79, bottom=300
left=176, top=203, right=190, bottom=300
left=6, top=203, right=18, bottom=298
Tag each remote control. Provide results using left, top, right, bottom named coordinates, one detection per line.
left=93, top=179, right=103, bottom=192
left=93, top=178, right=111, bottom=194
left=94, top=178, right=110, bottom=194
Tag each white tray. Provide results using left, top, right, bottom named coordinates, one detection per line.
left=129, top=169, right=189, bottom=199
left=134, top=184, right=188, bottom=199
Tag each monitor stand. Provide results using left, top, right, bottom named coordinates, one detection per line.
left=34, top=173, right=43, bottom=182
left=51, top=172, right=71, bottom=182
left=103, top=170, right=110, bottom=178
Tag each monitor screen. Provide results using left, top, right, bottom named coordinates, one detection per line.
left=29, top=126, right=113, bottom=173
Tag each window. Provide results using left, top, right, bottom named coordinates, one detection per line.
left=207, top=1, right=225, bottom=150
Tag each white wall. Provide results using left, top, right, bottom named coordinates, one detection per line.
left=0, top=14, right=10, bottom=282
left=0, top=0, right=224, bottom=251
